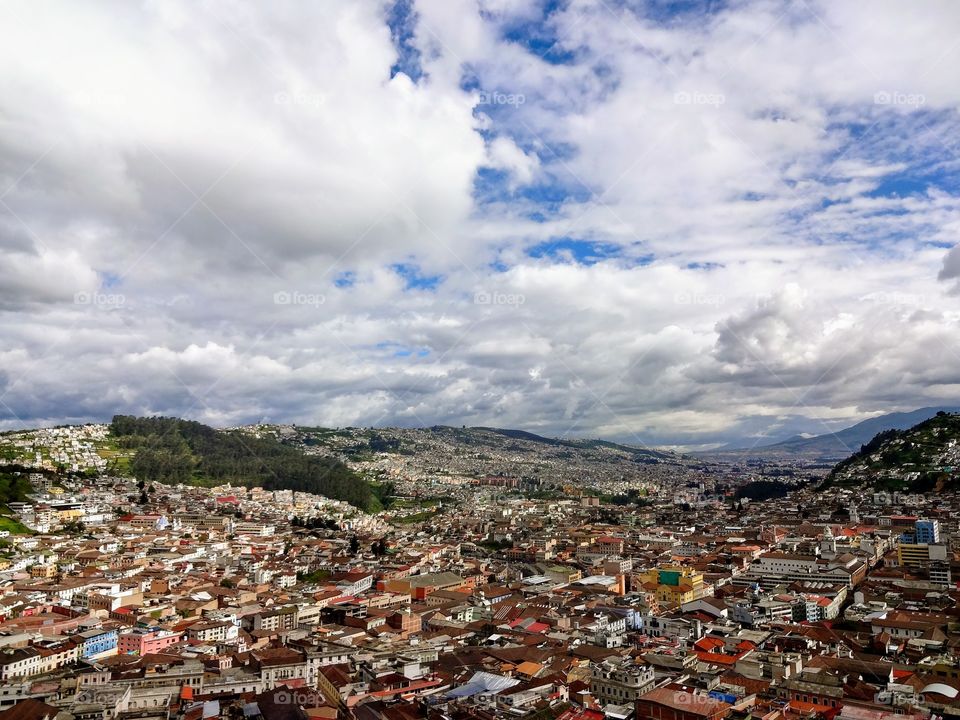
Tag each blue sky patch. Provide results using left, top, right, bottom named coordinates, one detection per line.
left=867, top=176, right=929, bottom=198
left=614, top=0, right=731, bottom=26
left=375, top=341, right=430, bottom=359
left=499, top=0, right=578, bottom=66
left=390, top=263, right=443, bottom=291
left=98, top=271, right=122, bottom=289
left=474, top=167, right=513, bottom=205
left=386, top=0, right=423, bottom=81
left=334, top=271, right=356, bottom=288
left=527, top=238, right=624, bottom=265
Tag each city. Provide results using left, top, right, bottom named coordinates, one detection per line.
left=0, top=416, right=956, bottom=720
left=3, top=2, right=960, bottom=720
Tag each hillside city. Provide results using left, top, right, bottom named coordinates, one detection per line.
left=0, top=420, right=956, bottom=720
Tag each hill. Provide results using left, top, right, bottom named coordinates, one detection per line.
left=110, top=415, right=373, bottom=509
left=255, top=423, right=692, bottom=493
left=473, top=427, right=675, bottom=461
left=0, top=465, right=36, bottom=505
left=825, top=411, right=960, bottom=491
left=700, top=406, right=960, bottom=463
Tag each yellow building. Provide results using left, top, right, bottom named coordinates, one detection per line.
left=919, top=656, right=960, bottom=680
left=543, top=565, right=582, bottom=583
left=636, top=566, right=707, bottom=607
left=897, top=541, right=934, bottom=567
left=31, top=563, right=57, bottom=579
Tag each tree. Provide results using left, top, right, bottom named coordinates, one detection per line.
left=349, top=535, right=360, bottom=554
left=62, top=519, right=85, bottom=535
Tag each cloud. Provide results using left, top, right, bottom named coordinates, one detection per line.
left=486, top=136, right=540, bottom=188
left=939, top=244, right=960, bottom=293
left=1, top=0, right=960, bottom=446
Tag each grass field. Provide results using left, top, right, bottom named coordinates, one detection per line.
left=0, top=516, right=33, bottom=535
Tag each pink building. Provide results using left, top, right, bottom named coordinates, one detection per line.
left=117, top=628, right=182, bottom=655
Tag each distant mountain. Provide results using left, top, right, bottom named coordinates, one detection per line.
left=474, top=427, right=676, bottom=461
left=700, top=406, right=960, bottom=462
left=826, top=411, right=960, bottom=491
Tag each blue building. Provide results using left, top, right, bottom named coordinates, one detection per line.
left=77, top=628, right=118, bottom=659
left=915, top=519, right=941, bottom=545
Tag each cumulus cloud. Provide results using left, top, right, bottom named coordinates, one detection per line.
left=1, top=0, right=960, bottom=446
left=939, top=244, right=960, bottom=293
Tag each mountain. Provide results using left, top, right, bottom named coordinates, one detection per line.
left=700, top=406, right=960, bottom=462
left=267, top=423, right=692, bottom=494
left=826, top=411, right=960, bottom=491
left=473, top=427, right=676, bottom=461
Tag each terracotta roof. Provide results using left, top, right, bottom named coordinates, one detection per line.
left=638, top=687, right=732, bottom=717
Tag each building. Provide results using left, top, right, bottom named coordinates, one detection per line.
left=382, top=572, right=472, bottom=601
left=0, top=648, right=41, bottom=680
left=75, top=628, right=118, bottom=659
left=914, top=519, right=941, bottom=544
left=590, top=658, right=656, bottom=705
left=234, top=522, right=275, bottom=536
left=186, top=620, right=237, bottom=643
left=735, top=552, right=866, bottom=589
left=636, top=567, right=709, bottom=607
left=117, top=628, right=182, bottom=655
left=637, top=614, right=704, bottom=643
left=896, top=540, right=951, bottom=587
left=251, top=607, right=299, bottom=632
left=803, top=593, right=844, bottom=622
left=635, top=687, right=732, bottom=720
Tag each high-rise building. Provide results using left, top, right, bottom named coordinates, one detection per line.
left=915, top=519, right=941, bottom=544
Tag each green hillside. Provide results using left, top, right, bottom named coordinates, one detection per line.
left=110, top=415, right=373, bottom=510
left=826, top=411, right=960, bottom=491
left=0, top=467, right=34, bottom=505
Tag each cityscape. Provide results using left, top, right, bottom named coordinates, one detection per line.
left=0, top=413, right=957, bottom=720
left=2, top=2, right=960, bottom=720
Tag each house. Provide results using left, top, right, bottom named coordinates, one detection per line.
left=636, top=687, right=733, bottom=720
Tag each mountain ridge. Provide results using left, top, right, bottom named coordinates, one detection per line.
left=826, top=411, right=960, bottom=491
left=699, top=405, right=960, bottom=462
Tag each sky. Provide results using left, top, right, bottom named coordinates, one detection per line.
left=2, top=0, right=960, bottom=449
